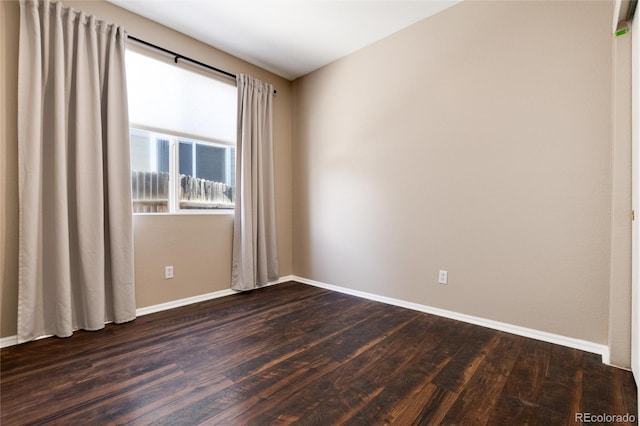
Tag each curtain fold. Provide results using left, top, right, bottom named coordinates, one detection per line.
left=231, top=74, right=279, bottom=291
left=17, top=0, right=135, bottom=343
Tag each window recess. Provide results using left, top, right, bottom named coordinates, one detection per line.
left=125, top=49, right=237, bottom=214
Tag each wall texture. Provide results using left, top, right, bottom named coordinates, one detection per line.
left=0, top=0, right=293, bottom=337
left=609, top=29, right=632, bottom=368
left=0, top=0, right=20, bottom=339
left=293, top=0, right=619, bottom=354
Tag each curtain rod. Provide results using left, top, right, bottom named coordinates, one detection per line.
left=127, top=35, right=276, bottom=94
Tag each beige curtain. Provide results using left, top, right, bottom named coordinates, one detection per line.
left=17, top=0, right=135, bottom=343
left=231, top=75, right=279, bottom=291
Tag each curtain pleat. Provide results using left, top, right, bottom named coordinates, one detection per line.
left=231, top=74, right=279, bottom=291
left=17, top=0, right=135, bottom=343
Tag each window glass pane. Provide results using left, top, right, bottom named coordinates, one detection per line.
left=178, top=140, right=235, bottom=210
left=229, top=148, right=236, bottom=189
left=130, top=129, right=170, bottom=213
left=196, top=143, right=226, bottom=182
left=157, top=139, right=170, bottom=173
left=179, top=142, right=193, bottom=176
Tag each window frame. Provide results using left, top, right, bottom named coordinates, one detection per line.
left=130, top=125, right=236, bottom=215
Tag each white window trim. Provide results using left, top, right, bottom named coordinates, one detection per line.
left=131, top=127, right=235, bottom=215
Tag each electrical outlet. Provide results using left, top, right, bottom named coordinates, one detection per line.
left=165, top=265, right=174, bottom=279
left=438, top=270, right=448, bottom=284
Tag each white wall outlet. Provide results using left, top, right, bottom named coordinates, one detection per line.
left=165, top=265, right=174, bottom=279
left=438, top=270, right=448, bottom=284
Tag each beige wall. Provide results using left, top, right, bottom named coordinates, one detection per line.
left=609, top=30, right=632, bottom=368
left=0, top=0, right=293, bottom=337
left=0, top=1, right=20, bottom=338
left=293, top=0, right=621, bottom=354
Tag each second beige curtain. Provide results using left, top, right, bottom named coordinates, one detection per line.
left=231, top=74, right=279, bottom=291
left=17, top=0, right=136, bottom=343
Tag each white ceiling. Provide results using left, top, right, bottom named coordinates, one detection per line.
left=107, top=0, right=463, bottom=80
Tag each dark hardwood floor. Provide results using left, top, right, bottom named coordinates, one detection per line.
left=1, top=281, right=637, bottom=425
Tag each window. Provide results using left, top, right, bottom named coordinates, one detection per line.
left=130, top=128, right=235, bottom=213
left=130, top=129, right=170, bottom=212
left=125, top=49, right=237, bottom=213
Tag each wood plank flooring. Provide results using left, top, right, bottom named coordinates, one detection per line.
left=1, top=281, right=637, bottom=425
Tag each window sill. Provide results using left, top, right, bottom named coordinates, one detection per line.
left=133, top=209, right=234, bottom=216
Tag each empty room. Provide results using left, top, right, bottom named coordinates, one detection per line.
left=1, top=0, right=639, bottom=424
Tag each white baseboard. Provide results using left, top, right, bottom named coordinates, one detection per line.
left=135, top=288, right=236, bottom=317
left=0, top=335, right=18, bottom=348
left=1, top=274, right=610, bottom=364
left=292, top=276, right=611, bottom=365
left=0, top=275, right=296, bottom=349
left=136, top=275, right=294, bottom=316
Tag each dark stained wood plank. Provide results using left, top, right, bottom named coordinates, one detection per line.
left=386, top=383, right=458, bottom=426
left=580, top=352, right=636, bottom=423
left=439, top=332, right=525, bottom=425
left=1, top=281, right=636, bottom=425
left=431, top=324, right=497, bottom=393
left=161, top=302, right=420, bottom=425
left=620, top=367, right=640, bottom=420
left=248, top=313, right=448, bottom=426
left=487, top=338, right=552, bottom=424
left=335, top=316, right=480, bottom=425
left=1, top=282, right=324, bottom=382
left=532, top=345, right=585, bottom=425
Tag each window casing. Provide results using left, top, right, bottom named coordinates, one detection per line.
left=130, top=128, right=235, bottom=213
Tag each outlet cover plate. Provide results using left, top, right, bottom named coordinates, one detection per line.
left=165, top=266, right=174, bottom=279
